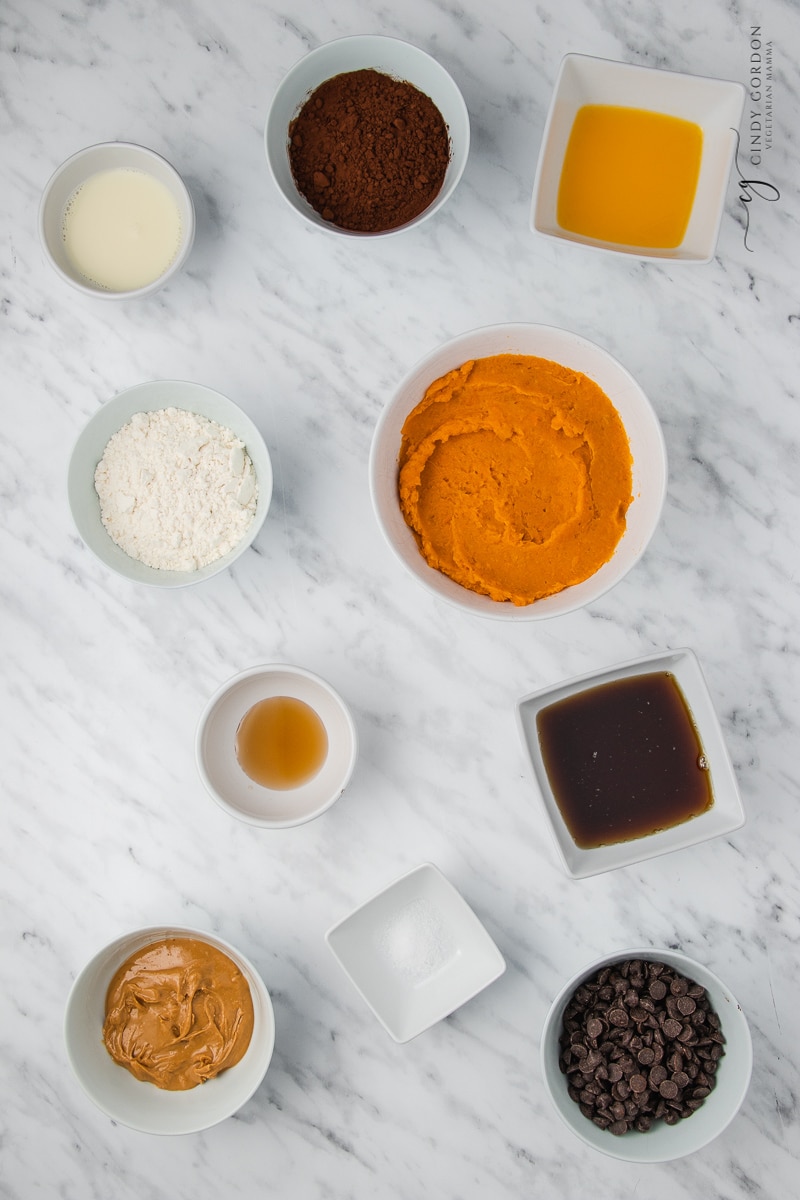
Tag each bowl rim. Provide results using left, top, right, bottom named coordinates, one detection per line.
left=64, top=924, right=276, bottom=1135
left=67, top=378, right=272, bottom=588
left=195, top=662, right=359, bottom=828
left=38, top=140, right=196, bottom=298
left=539, top=946, right=753, bottom=1162
left=264, top=33, right=471, bottom=239
left=368, top=321, right=668, bottom=620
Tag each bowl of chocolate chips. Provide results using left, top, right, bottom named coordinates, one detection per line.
left=540, top=949, right=752, bottom=1161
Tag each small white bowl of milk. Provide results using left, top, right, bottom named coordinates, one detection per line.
left=39, top=141, right=195, bottom=299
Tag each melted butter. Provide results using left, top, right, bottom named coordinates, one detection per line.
left=103, top=936, right=254, bottom=1090
left=557, top=105, right=703, bottom=249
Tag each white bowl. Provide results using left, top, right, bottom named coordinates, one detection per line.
left=531, top=54, right=745, bottom=262
left=516, top=647, right=745, bottom=878
left=369, top=322, right=667, bottom=620
left=540, top=947, right=752, bottom=1161
left=64, top=925, right=276, bottom=1135
left=67, top=380, right=272, bottom=587
left=265, top=34, right=470, bottom=237
left=39, top=141, right=195, bottom=297
left=196, top=664, right=358, bottom=827
left=326, top=863, right=505, bottom=1043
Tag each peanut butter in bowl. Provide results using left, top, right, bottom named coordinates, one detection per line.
left=103, top=935, right=255, bottom=1090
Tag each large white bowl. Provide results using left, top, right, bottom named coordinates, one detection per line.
left=540, top=948, right=752, bottom=1162
left=265, top=34, right=470, bottom=237
left=531, top=54, right=745, bottom=262
left=39, top=141, right=195, bottom=298
left=67, top=380, right=273, bottom=587
left=196, top=664, right=358, bottom=827
left=369, top=323, right=667, bottom=620
left=64, top=926, right=276, bottom=1135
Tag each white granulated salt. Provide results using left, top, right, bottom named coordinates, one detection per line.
left=376, top=898, right=455, bottom=983
left=94, top=407, right=258, bottom=571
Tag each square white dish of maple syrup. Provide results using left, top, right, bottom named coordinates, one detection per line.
left=515, top=648, right=745, bottom=879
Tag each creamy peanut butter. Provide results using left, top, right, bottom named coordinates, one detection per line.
left=103, top=936, right=254, bottom=1090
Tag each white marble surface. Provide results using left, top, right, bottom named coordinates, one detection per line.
left=2, top=0, right=799, bottom=1196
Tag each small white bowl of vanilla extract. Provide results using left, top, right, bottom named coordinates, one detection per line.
left=196, top=665, right=358, bottom=828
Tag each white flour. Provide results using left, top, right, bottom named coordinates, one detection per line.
left=94, top=407, right=258, bottom=571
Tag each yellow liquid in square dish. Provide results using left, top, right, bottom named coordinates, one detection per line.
left=557, top=105, right=703, bottom=249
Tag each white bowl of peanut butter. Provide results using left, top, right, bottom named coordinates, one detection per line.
left=65, top=926, right=275, bottom=1134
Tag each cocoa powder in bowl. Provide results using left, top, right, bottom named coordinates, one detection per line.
left=288, top=68, right=451, bottom=233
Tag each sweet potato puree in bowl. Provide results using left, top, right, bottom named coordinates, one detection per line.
left=369, top=324, right=667, bottom=621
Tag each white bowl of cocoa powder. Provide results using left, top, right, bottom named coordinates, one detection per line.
left=265, top=35, right=470, bottom=236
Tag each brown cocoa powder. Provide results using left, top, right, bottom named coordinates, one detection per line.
left=288, top=68, right=451, bottom=233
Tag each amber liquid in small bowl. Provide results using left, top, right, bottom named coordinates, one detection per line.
left=235, top=696, right=328, bottom=789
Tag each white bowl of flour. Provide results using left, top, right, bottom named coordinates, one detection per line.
left=68, top=381, right=273, bottom=586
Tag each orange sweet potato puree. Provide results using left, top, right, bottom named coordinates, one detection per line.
left=398, top=354, right=633, bottom=606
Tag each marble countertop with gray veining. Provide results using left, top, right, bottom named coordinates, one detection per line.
left=2, top=1, right=799, bottom=1196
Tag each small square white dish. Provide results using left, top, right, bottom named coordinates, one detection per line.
left=326, top=863, right=505, bottom=1043
left=531, top=54, right=745, bottom=262
left=515, top=648, right=745, bottom=879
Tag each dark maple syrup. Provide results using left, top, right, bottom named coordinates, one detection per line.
left=235, top=696, right=328, bottom=790
left=536, top=671, right=713, bottom=849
